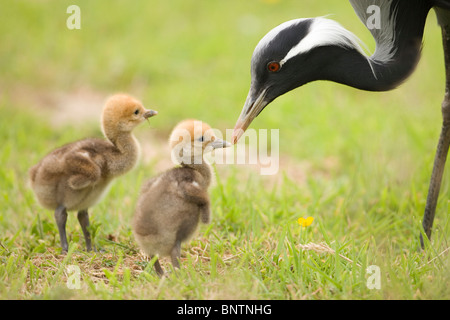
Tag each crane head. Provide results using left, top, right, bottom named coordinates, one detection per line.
left=232, top=17, right=368, bottom=144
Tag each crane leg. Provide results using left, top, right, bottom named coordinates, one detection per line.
left=421, top=24, right=450, bottom=248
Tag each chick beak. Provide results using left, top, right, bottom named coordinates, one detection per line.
left=143, top=109, right=158, bottom=119
left=210, top=138, right=232, bottom=149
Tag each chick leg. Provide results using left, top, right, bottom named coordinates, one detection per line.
left=200, top=203, right=211, bottom=224
left=77, top=209, right=92, bottom=251
left=152, top=256, right=165, bottom=277
left=54, top=205, right=69, bottom=253
left=170, top=241, right=181, bottom=269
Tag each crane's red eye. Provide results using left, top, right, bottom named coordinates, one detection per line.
left=267, top=61, right=280, bottom=73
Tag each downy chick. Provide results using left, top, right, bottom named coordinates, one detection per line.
left=133, top=119, right=231, bottom=276
left=29, top=94, right=157, bottom=252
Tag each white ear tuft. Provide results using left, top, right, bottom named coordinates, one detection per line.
left=280, top=17, right=369, bottom=66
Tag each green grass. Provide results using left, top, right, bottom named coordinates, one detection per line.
left=1, top=0, right=449, bottom=300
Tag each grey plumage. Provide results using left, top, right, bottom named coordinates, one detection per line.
left=349, top=0, right=399, bottom=64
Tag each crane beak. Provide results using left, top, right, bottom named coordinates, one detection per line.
left=232, top=88, right=268, bottom=144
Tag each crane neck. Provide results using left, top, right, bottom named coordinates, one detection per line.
left=327, top=0, right=432, bottom=91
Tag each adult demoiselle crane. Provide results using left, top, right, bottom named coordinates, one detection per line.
left=232, top=0, right=450, bottom=246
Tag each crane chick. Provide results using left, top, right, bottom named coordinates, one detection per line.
left=29, top=94, right=157, bottom=252
left=133, top=119, right=231, bottom=277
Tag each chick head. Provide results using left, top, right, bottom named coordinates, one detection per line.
left=169, top=119, right=230, bottom=165
left=101, top=94, right=157, bottom=138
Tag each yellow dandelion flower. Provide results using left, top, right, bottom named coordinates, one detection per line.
left=298, top=216, right=314, bottom=228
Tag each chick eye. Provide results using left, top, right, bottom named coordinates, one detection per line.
left=198, top=136, right=204, bottom=142
left=267, top=61, right=281, bottom=73
left=134, top=109, right=139, bottom=115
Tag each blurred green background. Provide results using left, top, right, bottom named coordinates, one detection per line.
left=0, top=0, right=449, bottom=299
left=0, top=0, right=445, bottom=160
